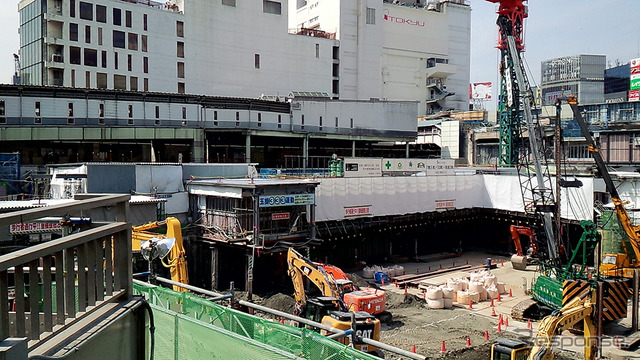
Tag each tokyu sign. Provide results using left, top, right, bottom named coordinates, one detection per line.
left=259, top=194, right=314, bottom=207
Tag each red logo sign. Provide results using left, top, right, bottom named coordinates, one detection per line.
left=383, top=10, right=425, bottom=27
left=630, top=90, right=640, bottom=102
left=345, top=206, right=371, bottom=217
left=272, top=213, right=290, bottom=220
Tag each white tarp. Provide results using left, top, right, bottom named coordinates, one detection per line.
left=49, top=165, right=88, bottom=199
left=315, top=174, right=594, bottom=222
left=135, top=165, right=186, bottom=216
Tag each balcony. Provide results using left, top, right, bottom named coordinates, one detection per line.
left=46, top=54, right=65, bottom=69
left=289, top=27, right=336, bottom=40
left=426, top=62, right=456, bottom=79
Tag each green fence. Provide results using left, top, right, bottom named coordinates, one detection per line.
left=134, top=284, right=378, bottom=360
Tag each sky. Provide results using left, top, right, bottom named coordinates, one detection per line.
left=0, top=0, right=639, bottom=103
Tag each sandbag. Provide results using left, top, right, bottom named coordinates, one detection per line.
left=443, top=298, right=453, bottom=308
left=440, top=286, right=455, bottom=299
left=426, top=286, right=443, bottom=300
left=496, top=282, right=506, bottom=294
left=468, top=281, right=487, bottom=301
left=446, top=279, right=463, bottom=292
left=484, top=273, right=497, bottom=287
left=426, top=298, right=445, bottom=309
left=486, top=286, right=498, bottom=300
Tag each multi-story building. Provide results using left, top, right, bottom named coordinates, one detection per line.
left=540, top=54, right=605, bottom=106
left=18, top=0, right=470, bottom=116
left=604, top=63, right=631, bottom=103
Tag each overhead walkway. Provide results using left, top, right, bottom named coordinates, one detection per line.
left=134, top=283, right=379, bottom=360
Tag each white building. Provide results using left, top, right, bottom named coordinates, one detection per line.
left=18, top=0, right=470, bottom=116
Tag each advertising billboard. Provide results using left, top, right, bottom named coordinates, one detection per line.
left=343, top=158, right=383, bottom=178
left=631, top=58, right=640, bottom=91
left=470, top=82, right=492, bottom=99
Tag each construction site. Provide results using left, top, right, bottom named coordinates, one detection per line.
left=2, top=0, right=640, bottom=359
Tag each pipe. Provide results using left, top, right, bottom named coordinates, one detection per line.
left=153, top=277, right=227, bottom=298
left=358, top=337, right=426, bottom=360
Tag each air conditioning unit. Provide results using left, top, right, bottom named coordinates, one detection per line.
left=633, top=137, right=640, bottom=146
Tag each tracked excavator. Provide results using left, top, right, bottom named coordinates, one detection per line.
left=287, top=248, right=382, bottom=355
left=510, top=225, right=539, bottom=270
left=491, top=290, right=596, bottom=360
left=132, top=217, right=189, bottom=292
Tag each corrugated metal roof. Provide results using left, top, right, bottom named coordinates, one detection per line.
left=0, top=199, right=75, bottom=210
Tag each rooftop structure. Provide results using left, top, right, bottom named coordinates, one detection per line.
left=540, top=54, right=606, bottom=106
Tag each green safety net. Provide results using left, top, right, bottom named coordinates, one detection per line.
left=134, top=284, right=379, bottom=360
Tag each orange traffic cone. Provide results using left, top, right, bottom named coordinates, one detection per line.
left=382, top=277, right=385, bottom=286
left=498, top=314, right=503, bottom=325
left=466, top=260, right=469, bottom=265
left=505, top=317, right=509, bottom=327
left=527, top=319, right=532, bottom=330
left=468, top=300, right=473, bottom=309
left=466, top=336, right=471, bottom=347
left=484, top=330, right=489, bottom=341
left=497, top=323, right=502, bottom=333
left=404, top=286, right=408, bottom=295
left=441, top=341, right=446, bottom=352
left=395, top=280, right=398, bottom=288
left=501, top=260, right=504, bottom=267
left=412, top=345, right=416, bottom=353
left=491, top=307, right=497, bottom=316
left=490, top=298, right=495, bottom=307
left=280, top=317, right=285, bottom=324
left=509, top=289, right=513, bottom=297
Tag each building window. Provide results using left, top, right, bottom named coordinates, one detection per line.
left=319, top=116, right=322, bottom=130
left=99, top=103, right=104, bottom=118
left=177, top=62, right=185, bottom=78
left=70, top=46, right=81, bottom=65
left=254, top=54, right=260, bottom=69
left=301, top=115, right=305, bottom=129
left=70, top=0, right=76, bottom=17
left=125, top=10, right=132, bottom=28
left=71, top=69, right=76, bottom=87
left=335, top=117, right=339, bottom=127
left=85, top=25, right=91, bottom=43
left=177, top=41, right=184, bottom=58
left=128, top=104, right=133, bottom=118
left=177, top=82, right=185, bottom=94
left=155, top=106, right=160, bottom=119
left=98, top=27, right=103, bottom=45
left=130, top=76, right=138, bottom=91
left=68, top=102, right=74, bottom=117
left=315, top=44, right=319, bottom=58
left=143, top=14, right=148, bottom=31
left=263, top=0, right=282, bottom=15
left=128, top=33, right=138, bottom=50
left=114, top=74, right=126, bottom=90
left=84, top=48, right=97, bottom=67
left=0, top=100, right=5, bottom=117
left=278, top=114, right=282, bottom=129
left=214, top=111, right=218, bottom=126
left=257, top=113, right=262, bottom=127
left=113, top=8, right=121, bottom=26
left=114, top=52, right=119, bottom=69
left=79, top=2, right=93, bottom=20
left=70, top=23, right=78, bottom=41
left=35, top=101, right=41, bottom=117
left=222, top=0, right=236, bottom=6
left=235, top=111, right=239, bottom=126
left=85, top=71, right=90, bottom=88
left=182, top=107, right=187, bottom=120
left=142, top=35, right=148, bottom=52
left=113, top=30, right=125, bottom=48
left=366, top=7, right=375, bottom=25
left=96, top=5, right=106, bottom=23
left=144, top=78, right=149, bottom=91
left=176, top=21, right=184, bottom=37
left=143, top=57, right=149, bottom=73
left=101, top=50, right=107, bottom=68
left=350, top=118, right=354, bottom=128
left=97, top=72, right=107, bottom=88
left=127, top=54, right=132, bottom=71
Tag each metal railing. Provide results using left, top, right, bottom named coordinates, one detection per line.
left=0, top=194, right=132, bottom=349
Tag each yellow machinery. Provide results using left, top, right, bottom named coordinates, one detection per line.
left=564, top=96, right=640, bottom=278
left=132, top=217, right=189, bottom=292
left=491, top=291, right=596, bottom=360
left=287, top=248, right=382, bottom=355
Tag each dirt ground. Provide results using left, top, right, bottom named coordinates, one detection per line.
left=255, top=252, right=634, bottom=359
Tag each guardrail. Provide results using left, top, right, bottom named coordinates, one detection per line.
left=0, top=194, right=132, bottom=349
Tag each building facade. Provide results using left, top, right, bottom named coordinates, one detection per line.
left=540, top=54, right=606, bottom=106
left=18, top=0, right=470, bottom=116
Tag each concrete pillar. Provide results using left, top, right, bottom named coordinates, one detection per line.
left=245, top=133, right=251, bottom=163
left=352, top=140, right=356, bottom=157
left=309, top=203, right=316, bottom=240
left=211, top=247, right=219, bottom=290
left=303, top=135, right=309, bottom=171
left=405, top=143, right=410, bottom=158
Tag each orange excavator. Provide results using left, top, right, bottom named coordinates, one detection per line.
left=312, top=261, right=390, bottom=321
left=510, top=225, right=539, bottom=270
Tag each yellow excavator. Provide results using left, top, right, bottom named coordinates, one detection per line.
left=491, top=290, right=596, bottom=360
left=132, top=217, right=189, bottom=292
left=287, top=248, right=382, bottom=355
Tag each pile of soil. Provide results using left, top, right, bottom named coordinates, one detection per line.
left=347, top=272, right=372, bottom=288
left=259, top=293, right=296, bottom=314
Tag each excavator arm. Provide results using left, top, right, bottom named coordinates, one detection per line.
left=528, top=291, right=595, bottom=360
left=287, top=248, right=345, bottom=312
left=133, top=217, right=189, bottom=292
